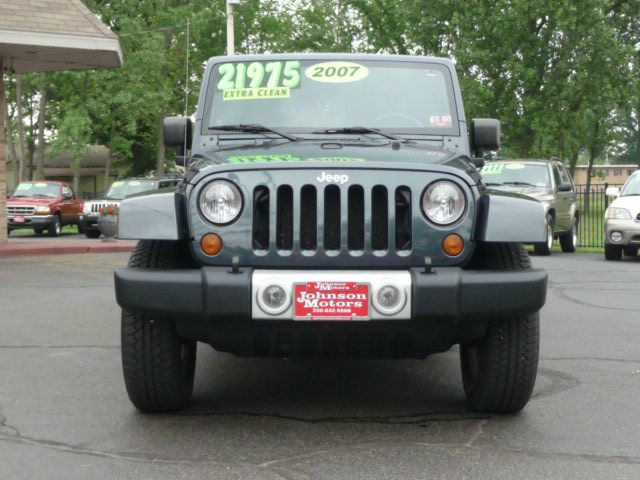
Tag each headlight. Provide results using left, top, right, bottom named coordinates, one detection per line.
left=34, top=206, right=51, bottom=215
left=199, top=180, right=243, bottom=225
left=606, top=207, right=631, bottom=220
left=422, top=181, right=466, bottom=225
left=83, top=203, right=92, bottom=214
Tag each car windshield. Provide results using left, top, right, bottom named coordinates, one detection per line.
left=106, top=179, right=158, bottom=199
left=480, top=163, right=551, bottom=188
left=621, top=174, right=640, bottom=196
left=205, top=59, right=458, bottom=136
left=11, top=182, right=60, bottom=198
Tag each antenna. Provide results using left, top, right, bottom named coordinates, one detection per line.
left=183, top=19, right=190, bottom=170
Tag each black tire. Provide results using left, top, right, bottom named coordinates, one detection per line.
left=121, top=240, right=197, bottom=412
left=84, top=229, right=101, bottom=239
left=534, top=215, right=553, bottom=256
left=34, top=228, right=44, bottom=236
left=47, top=214, right=62, bottom=237
left=623, top=246, right=638, bottom=257
left=559, top=217, right=578, bottom=253
left=605, top=245, right=622, bottom=261
left=460, top=243, right=540, bottom=413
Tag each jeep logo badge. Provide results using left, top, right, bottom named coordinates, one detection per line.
left=316, top=172, right=349, bottom=184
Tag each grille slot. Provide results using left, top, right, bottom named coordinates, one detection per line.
left=276, top=186, right=293, bottom=251
left=300, top=185, right=317, bottom=250
left=252, top=186, right=270, bottom=250
left=347, top=186, right=365, bottom=251
left=7, top=206, right=36, bottom=216
left=395, top=186, right=412, bottom=251
left=324, top=185, right=341, bottom=251
left=371, top=185, right=388, bottom=251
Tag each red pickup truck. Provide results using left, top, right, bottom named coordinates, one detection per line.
left=7, top=181, right=84, bottom=237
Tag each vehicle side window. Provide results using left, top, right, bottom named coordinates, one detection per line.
left=558, top=165, right=573, bottom=189
left=62, top=186, right=73, bottom=199
left=552, top=166, right=563, bottom=188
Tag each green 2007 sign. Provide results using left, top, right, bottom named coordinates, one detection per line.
left=217, top=61, right=301, bottom=90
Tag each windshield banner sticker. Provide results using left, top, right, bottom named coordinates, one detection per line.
left=481, top=163, right=505, bottom=175
left=429, top=115, right=452, bottom=127
left=227, top=155, right=367, bottom=164
left=16, top=183, right=33, bottom=191
left=218, top=61, right=300, bottom=101
left=305, top=61, right=369, bottom=83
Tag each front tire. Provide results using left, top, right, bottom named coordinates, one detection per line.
left=84, top=229, right=101, bottom=239
left=121, top=240, right=197, bottom=412
left=460, top=243, right=540, bottom=413
left=47, top=214, right=62, bottom=237
left=534, top=215, right=554, bottom=256
left=605, top=244, right=622, bottom=261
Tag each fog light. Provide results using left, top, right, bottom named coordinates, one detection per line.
left=610, top=231, right=623, bottom=243
left=201, top=233, right=223, bottom=255
left=442, top=234, right=464, bottom=256
left=373, top=281, right=406, bottom=316
left=257, top=281, right=290, bottom=315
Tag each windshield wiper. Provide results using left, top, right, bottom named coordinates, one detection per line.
left=483, top=182, right=504, bottom=186
left=211, top=124, right=299, bottom=142
left=502, top=181, right=536, bottom=187
left=312, top=127, right=407, bottom=142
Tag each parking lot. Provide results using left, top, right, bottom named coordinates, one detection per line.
left=1, top=251, right=639, bottom=479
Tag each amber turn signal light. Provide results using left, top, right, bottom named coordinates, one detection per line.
left=201, top=233, right=223, bottom=256
left=442, top=234, right=464, bottom=257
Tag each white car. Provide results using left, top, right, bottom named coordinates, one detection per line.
left=604, top=171, right=640, bottom=260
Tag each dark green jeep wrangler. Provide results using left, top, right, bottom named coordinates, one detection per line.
left=115, top=54, right=548, bottom=414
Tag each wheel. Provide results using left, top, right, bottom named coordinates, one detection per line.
left=84, top=229, right=101, bottom=239
left=47, top=214, right=62, bottom=237
left=605, top=245, right=622, bottom=260
left=460, top=243, right=539, bottom=413
left=623, top=246, right=638, bottom=257
left=121, top=240, right=197, bottom=412
left=534, top=215, right=554, bottom=256
left=34, top=228, right=44, bottom=236
left=559, top=217, right=578, bottom=253
left=77, top=222, right=84, bottom=234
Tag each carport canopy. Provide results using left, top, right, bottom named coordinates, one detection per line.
left=0, top=0, right=122, bottom=242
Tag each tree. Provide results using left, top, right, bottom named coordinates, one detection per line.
left=49, top=107, right=92, bottom=193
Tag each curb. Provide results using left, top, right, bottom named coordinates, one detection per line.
left=0, top=242, right=136, bottom=257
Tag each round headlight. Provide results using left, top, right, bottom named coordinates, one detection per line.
left=422, top=181, right=466, bottom=225
left=199, top=180, right=243, bottom=225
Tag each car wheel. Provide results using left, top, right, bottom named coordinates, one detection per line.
left=34, top=228, right=44, bottom=236
left=84, top=229, right=101, bottom=239
left=121, top=240, right=197, bottom=412
left=623, top=246, right=638, bottom=257
left=47, top=214, right=62, bottom=237
left=534, top=215, right=554, bottom=256
left=460, top=243, right=539, bottom=413
left=559, top=217, right=578, bottom=253
left=604, top=245, right=622, bottom=261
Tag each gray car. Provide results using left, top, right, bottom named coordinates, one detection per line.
left=604, top=171, right=640, bottom=260
left=481, top=160, right=579, bottom=255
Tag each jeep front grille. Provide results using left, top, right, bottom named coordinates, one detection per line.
left=251, top=184, right=412, bottom=255
left=7, top=205, right=36, bottom=216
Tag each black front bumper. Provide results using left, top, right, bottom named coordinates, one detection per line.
left=114, top=266, right=547, bottom=323
left=8, top=215, right=54, bottom=229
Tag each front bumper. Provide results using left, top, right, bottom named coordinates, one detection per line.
left=8, top=215, right=54, bottom=229
left=114, top=267, right=547, bottom=323
left=604, top=219, right=640, bottom=246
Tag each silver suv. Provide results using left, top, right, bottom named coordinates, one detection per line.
left=481, top=160, right=578, bottom=255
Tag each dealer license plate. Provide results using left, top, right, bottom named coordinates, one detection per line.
left=294, top=281, right=369, bottom=320
left=13, top=216, right=26, bottom=223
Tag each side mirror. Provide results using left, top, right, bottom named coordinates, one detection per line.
left=164, top=117, right=192, bottom=157
left=556, top=184, right=572, bottom=192
left=63, top=193, right=73, bottom=200
left=606, top=187, right=620, bottom=198
left=471, top=118, right=501, bottom=153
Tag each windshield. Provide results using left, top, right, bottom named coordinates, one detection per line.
left=106, top=180, right=158, bottom=199
left=205, top=59, right=458, bottom=135
left=11, top=182, right=60, bottom=198
left=621, top=174, right=640, bottom=196
left=480, top=162, right=551, bottom=188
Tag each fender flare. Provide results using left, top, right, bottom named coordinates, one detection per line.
left=117, top=191, right=183, bottom=240
left=478, top=190, right=547, bottom=243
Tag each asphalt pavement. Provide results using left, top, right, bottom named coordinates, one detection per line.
left=0, top=251, right=639, bottom=479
